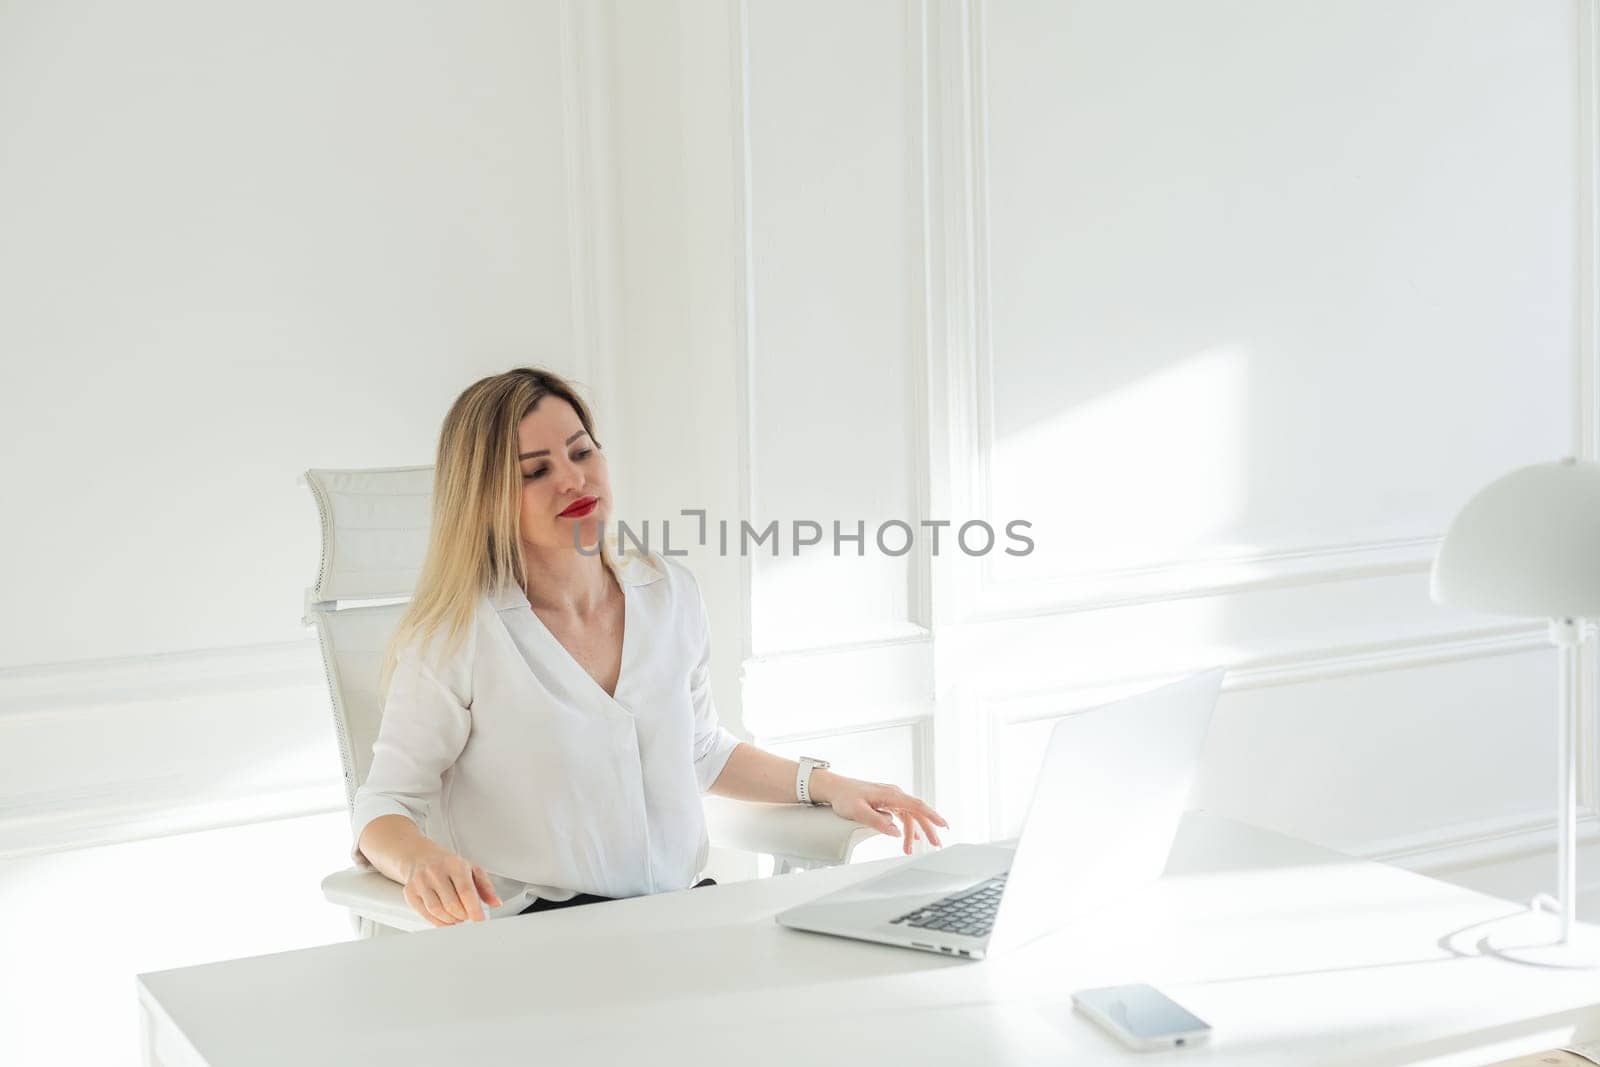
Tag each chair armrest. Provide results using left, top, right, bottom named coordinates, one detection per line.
left=702, top=796, right=878, bottom=866
left=325, top=805, right=874, bottom=934
left=320, top=867, right=432, bottom=933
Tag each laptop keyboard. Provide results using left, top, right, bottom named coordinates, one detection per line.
left=889, top=872, right=1008, bottom=938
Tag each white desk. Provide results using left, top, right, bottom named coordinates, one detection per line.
left=138, top=812, right=1600, bottom=1066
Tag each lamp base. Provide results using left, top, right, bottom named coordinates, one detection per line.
left=1475, top=899, right=1600, bottom=970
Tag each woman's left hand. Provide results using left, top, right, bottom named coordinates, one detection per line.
left=816, top=774, right=948, bottom=855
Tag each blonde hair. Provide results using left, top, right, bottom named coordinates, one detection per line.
left=378, top=366, right=609, bottom=700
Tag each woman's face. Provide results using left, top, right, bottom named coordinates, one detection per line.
left=515, top=397, right=612, bottom=552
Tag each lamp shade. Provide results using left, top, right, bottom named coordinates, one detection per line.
left=1431, top=458, right=1600, bottom=618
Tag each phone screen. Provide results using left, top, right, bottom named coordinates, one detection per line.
left=1074, top=984, right=1209, bottom=1039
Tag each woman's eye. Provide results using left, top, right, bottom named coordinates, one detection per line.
left=522, top=450, right=589, bottom=480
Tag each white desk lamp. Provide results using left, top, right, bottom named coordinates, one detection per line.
left=1432, top=456, right=1600, bottom=968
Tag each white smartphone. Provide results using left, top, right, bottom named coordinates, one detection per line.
left=1072, top=983, right=1212, bottom=1051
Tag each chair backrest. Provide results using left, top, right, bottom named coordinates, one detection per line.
left=301, top=466, right=434, bottom=815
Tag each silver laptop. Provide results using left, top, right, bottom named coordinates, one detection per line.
left=776, top=668, right=1224, bottom=960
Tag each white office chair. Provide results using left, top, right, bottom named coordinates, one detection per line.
left=302, top=466, right=874, bottom=936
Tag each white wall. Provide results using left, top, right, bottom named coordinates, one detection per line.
left=0, top=0, right=597, bottom=854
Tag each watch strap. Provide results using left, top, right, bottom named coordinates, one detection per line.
left=796, top=757, right=830, bottom=805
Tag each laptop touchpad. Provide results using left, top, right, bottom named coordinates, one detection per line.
left=858, top=869, right=966, bottom=899
left=911, top=846, right=1011, bottom=877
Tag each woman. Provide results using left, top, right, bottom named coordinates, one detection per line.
left=353, top=366, right=948, bottom=927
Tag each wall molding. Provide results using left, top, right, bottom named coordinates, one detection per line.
left=557, top=0, right=624, bottom=464
left=921, top=0, right=989, bottom=636
left=923, top=0, right=1598, bottom=625
left=922, top=0, right=991, bottom=834
left=0, top=639, right=326, bottom=720
left=983, top=622, right=1547, bottom=730
left=1579, top=0, right=1599, bottom=466
left=732, top=0, right=758, bottom=673
left=740, top=633, right=934, bottom=739
left=1576, top=0, right=1600, bottom=818
left=905, top=0, right=936, bottom=635
left=1222, top=622, right=1550, bottom=692
left=739, top=612, right=1548, bottom=764
left=928, top=0, right=1437, bottom=623
left=0, top=780, right=342, bottom=862
left=750, top=600, right=1549, bottom=841
left=968, top=535, right=1441, bottom=622
left=1366, top=808, right=1600, bottom=872
left=975, top=622, right=1553, bottom=841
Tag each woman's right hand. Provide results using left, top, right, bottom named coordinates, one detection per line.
left=403, top=849, right=504, bottom=926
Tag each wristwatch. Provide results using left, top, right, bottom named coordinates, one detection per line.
left=795, top=756, right=831, bottom=806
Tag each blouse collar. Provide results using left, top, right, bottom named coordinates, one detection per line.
left=488, top=541, right=665, bottom=611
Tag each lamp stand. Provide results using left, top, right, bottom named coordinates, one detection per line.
left=1479, top=618, right=1600, bottom=969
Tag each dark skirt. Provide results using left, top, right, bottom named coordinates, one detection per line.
left=518, top=876, right=717, bottom=915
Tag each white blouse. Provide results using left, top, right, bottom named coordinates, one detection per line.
left=349, top=546, right=742, bottom=919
